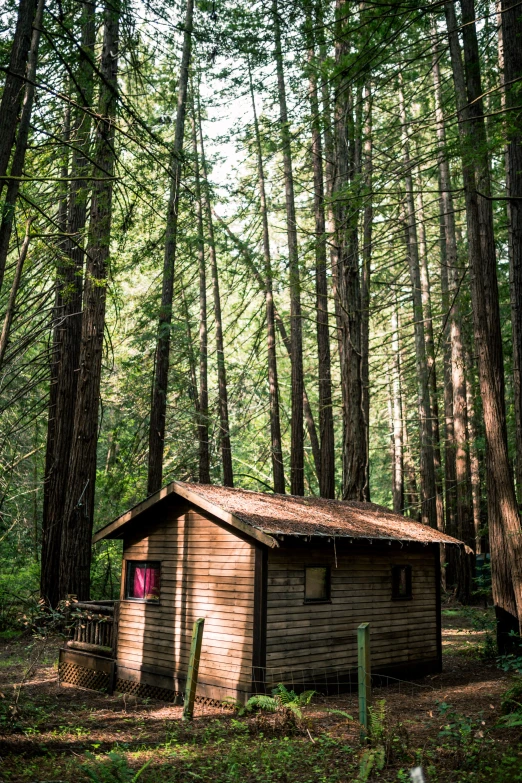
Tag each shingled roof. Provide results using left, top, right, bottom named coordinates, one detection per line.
left=93, top=480, right=465, bottom=549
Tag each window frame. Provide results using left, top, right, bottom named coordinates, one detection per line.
left=304, top=565, right=331, bottom=604
left=391, top=564, right=412, bottom=601
left=124, top=560, right=161, bottom=604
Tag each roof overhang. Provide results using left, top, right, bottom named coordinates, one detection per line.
left=92, top=481, right=279, bottom=549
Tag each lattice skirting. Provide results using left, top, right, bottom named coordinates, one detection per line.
left=59, top=660, right=111, bottom=693
left=114, top=677, right=182, bottom=703
left=114, top=678, right=233, bottom=708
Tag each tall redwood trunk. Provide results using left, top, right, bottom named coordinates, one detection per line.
left=197, top=95, right=233, bottom=487
left=432, top=28, right=473, bottom=594
left=307, top=31, right=334, bottom=498
left=445, top=0, right=522, bottom=638
left=273, top=0, right=304, bottom=495
left=59, top=0, right=119, bottom=599
left=500, top=0, right=522, bottom=502
left=0, top=0, right=44, bottom=295
left=398, top=80, right=437, bottom=528
left=415, top=174, right=444, bottom=532
left=361, top=81, right=372, bottom=501
left=148, top=0, right=193, bottom=494
left=190, top=99, right=210, bottom=484
left=0, top=0, right=38, bottom=198
left=248, top=60, right=285, bottom=494
left=391, top=302, right=404, bottom=513
left=41, top=2, right=95, bottom=606
left=334, top=8, right=367, bottom=500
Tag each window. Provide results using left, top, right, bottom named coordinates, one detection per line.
left=125, top=561, right=161, bottom=602
left=392, top=565, right=412, bottom=600
left=305, top=566, right=330, bottom=602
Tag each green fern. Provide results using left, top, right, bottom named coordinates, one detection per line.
left=239, top=694, right=278, bottom=716
left=357, top=746, right=385, bottom=782
left=369, top=698, right=387, bottom=743
left=239, top=684, right=315, bottom=719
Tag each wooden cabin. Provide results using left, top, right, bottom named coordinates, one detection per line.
left=59, top=482, right=464, bottom=704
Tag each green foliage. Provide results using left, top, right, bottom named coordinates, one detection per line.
left=357, top=745, right=385, bottom=782
left=241, top=684, right=316, bottom=720
left=501, top=678, right=522, bottom=714
left=437, top=702, right=489, bottom=768
left=83, top=752, right=152, bottom=783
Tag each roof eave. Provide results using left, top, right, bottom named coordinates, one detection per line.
left=92, top=481, right=278, bottom=549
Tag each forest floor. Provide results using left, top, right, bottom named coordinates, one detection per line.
left=0, top=605, right=521, bottom=782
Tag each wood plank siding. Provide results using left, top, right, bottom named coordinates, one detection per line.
left=265, top=542, right=440, bottom=684
left=117, top=505, right=255, bottom=702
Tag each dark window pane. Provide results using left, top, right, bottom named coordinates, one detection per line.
left=392, top=565, right=412, bottom=600
left=305, top=566, right=329, bottom=601
left=126, top=561, right=160, bottom=602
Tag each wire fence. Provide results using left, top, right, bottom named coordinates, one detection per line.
left=252, top=663, right=442, bottom=700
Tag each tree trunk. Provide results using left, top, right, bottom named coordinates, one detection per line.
left=59, top=0, right=119, bottom=600
left=307, top=33, right=335, bottom=499
left=0, top=220, right=32, bottom=366
left=500, top=0, right=522, bottom=503
left=273, top=0, right=304, bottom=496
left=147, top=0, right=193, bottom=495
left=398, top=79, right=437, bottom=528
left=465, top=346, right=483, bottom=553
left=445, top=0, right=522, bottom=637
left=334, top=11, right=367, bottom=501
left=0, top=0, right=44, bottom=295
left=41, top=2, right=95, bottom=607
left=248, top=60, right=285, bottom=494
left=391, top=301, right=404, bottom=514
left=361, top=81, right=372, bottom=502
left=190, top=99, right=210, bottom=485
left=415, top=173, right=444, bottom=532
left=197, top=95, right=233, bottom=488
left=432, top=26, right=474, bottom=595
left=0, top=0, right=38, bottom=197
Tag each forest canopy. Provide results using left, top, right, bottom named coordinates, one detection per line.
left=0, top=0, right=522, bottom=639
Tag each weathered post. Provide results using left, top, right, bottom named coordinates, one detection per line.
left=358, top=622, right=371, bottom=738
left=182, top=617, right=205, bottom=721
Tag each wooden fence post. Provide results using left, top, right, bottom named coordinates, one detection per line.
left=358, top=622, right=371, bottom=739
left=182, top=618, right=205, bottom=721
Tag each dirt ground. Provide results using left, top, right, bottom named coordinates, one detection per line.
left=0, top=606, right=520, bottom=782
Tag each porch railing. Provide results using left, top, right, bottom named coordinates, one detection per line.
left=66, top=600, right=119, bottom=658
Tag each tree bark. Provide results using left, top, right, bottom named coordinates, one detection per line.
left=0, top=0, right=44, bottom=295
left=445, top=0, right=522, bottom=636
left=307, top=32, right=335, bottom=499
left=59, top=0, right=119, bottom=600
left=190, top=99, right=210, bottom=485
left=415, top=174, right=444, bottom=532
left=361, top=81, right=372, bottom=502
left=391, top=301, right=404, bottom=514
left=0, top=0, right=38, bottom=198
left=398, top=79, right=437, bottom=528
left=499, top=0, right=522, bottom=503
left=248, top=59, right=285, bottom=494
left=147, top=0, right=193, bottom=495
left=41, top=2, right=95, bottom=607
left=334, top=9, right=367, bottom=501
left=197, top=94, right=233, bottom=487
left=0, top=220, right=32, bottom=367
left=273, top=0, right=304, bottom=496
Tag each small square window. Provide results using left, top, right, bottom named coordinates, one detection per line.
left=305, top=566, right=330, bottom=602
left=125, top=561, right=161, bottom=602
left=392, top=565, right=412, bottom=600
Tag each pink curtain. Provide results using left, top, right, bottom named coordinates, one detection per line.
left=133, top=565, right=159, bottom=600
